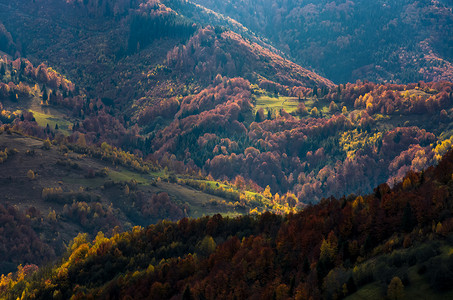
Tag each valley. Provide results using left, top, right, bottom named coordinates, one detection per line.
left=0, top=0, right=452, bottom=299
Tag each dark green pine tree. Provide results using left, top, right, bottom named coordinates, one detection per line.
left=289, top=276, right=296, bottom=296
left=20, top=60, right=26, bottom=72
left=303, top=256, right=310, bottom=273
left=255, top=110, right=262, bottom=122
left=402, top=202, right=415, bottom=232
left=42, top=88, right=48, bottom=101
left=238, top=112, right=244, bottom=122
left=182, top=285, right=193, bottom=300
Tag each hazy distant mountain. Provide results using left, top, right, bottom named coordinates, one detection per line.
left=192, top=0, right=453, bottom=84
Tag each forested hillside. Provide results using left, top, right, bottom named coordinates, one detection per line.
left=3, top=143, right=453, bottom=299
left=0, top=1, right=453, bottom=298
left=0, top=0, right=452, bottom=204
left=146, top=80, right=453, bottom=203
left=193, top=0, right=453, bottom=83
left=0, top=0, right=330, bottom=102
left=0, top=127, right=300, bottom=275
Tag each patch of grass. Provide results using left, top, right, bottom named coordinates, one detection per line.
left=347, top=242, right=453, bottom=300
left=108, top=168, right=154, bottom=184
left=403, top=263, right=453, bottom=300
left=254, top=95, right=332, bottom=119
left=255, top=95, right=301, bottom=114
left=345, top=282, right=383, bottom=300
left=403, top=265, right=433, bottom=299
left=29, top=110, right=72, bottom=135
left=150, top=169, right=167, bottom=179
left=156, top=182, right=243, bottom=218
left=198, top=179, right=261, bottom=198
left=61, top=177, right=106, bottom=189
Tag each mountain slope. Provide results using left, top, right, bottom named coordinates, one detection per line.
left=192, top=0, right=453, bottom=83
left=0, top=2, right=453, bottom=298
left=0, top=0, right=452, bottom=205
left=0, top=128, right=289, bottom=274
left=0, top=0, right=331, bottom=102
left=4, top=145, right=453, bottom=299
left=2, top=44, right=453, bottom=205
left=145, top=79, right=453, bottom=203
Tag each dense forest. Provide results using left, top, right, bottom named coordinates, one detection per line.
left=3, top=51, right=453, bottom=203
left=0, top=126, right=296, bottom=275
left=145, top=79, right=453, bottom=202
left=0, top=0, right=453, bottom=298
left=192, top=0, right=453, bottom=83
left=3, top=144, right=453, bottom=299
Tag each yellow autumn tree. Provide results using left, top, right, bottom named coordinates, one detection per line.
left=402, top=177, right=411, bottom=190
left=198, top=235, right=216, bottom=256
left=329, top=101, right=338, bottom=113
left=435, top=222, right=443, bottom=234
left=42, top=138, right=51, bottom=150
left=320, top=239, right=336, bottom=263
left=342, top=106, right=348, bottom=115
left=387, top=277, right=404, bottom=300
left=27, top=169, right=35, bottom=180
left=263, top=185, right=272, bottom=199
left=77, top=133, right=87, bottom=147
left=310, top=107, right=319, bottom=117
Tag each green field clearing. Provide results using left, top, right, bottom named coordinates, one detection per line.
left=255, top=95, right=331, bottom=116
left=60, top=165, right=244, bottom=218
left=157, top=181, right=243, bottom=218
left=202, top=180, right=261, bottom=199
left=345, top=282, right=383, bottom=300
left=29, top=109, right=72, bottom=135
left=255, top=95, right=301, bottom=114
left=107, top=168, right=155, bottom=184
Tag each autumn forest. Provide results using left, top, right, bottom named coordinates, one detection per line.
left=0, top=0, right=453, bottom=299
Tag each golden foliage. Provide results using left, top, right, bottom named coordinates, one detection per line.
left=402, top=178, right=412, bottom=190
left=387, top=277, right=404, bottom=300
left=41, top=187, right=63, bottom=199
left=27, top=169, right=35, bottom=180
left=43, top=138, right=51, bottom=150
left=339, top=129, right=382, bottom=158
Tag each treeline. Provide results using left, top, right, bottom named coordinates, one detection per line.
left=1, top=57, right=76, bottom=93
left=128, top=12, right=197, bottom=54
left=5, top=147, right=453, bottom=298
left=166, top=26, right=333, bottom=88
left=0, top=22, right=15, bottom=55
left=326, top=81, right=453, bottom=116
left=0, top=57, right=76, bottom=103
